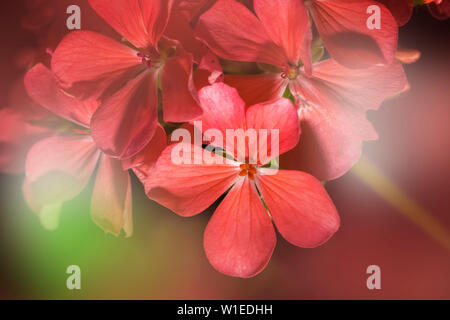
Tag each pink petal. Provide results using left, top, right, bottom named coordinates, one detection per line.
left=161, top=49, right=203, bottom=123
left=91, top=71, right=159, bottom=160
left=246, top=98, right=300, bottom=164
left=0, top=108, right=52, bottom=174
left=299, top=59, right=408, bottom=112
left=24, top=64, right=99, bottom=127
left=25, top=135, right=100, bottom=206
left=51, top=31, right=142, bottom=87
left=254, top=0, right=312, bottom=72
left=284, top=59, right=407, bottom=180
left=308, top=0, right=398, bottom=68
left=396, top=48, right=421, bottom=64
left=91, top=155, right=133, bottom=237
left=204, top=178, right=276, bottom=278
left=224, top=73, right=287, bottom=106
left=256, top=169, right=340, bottom=248
left=89, top=0, right=174, bottom=49
left=195, top=0, right=287, bottom=67
left=145, top=143, right=241, bottom=217
left=198, top=82, right=246, bottom=154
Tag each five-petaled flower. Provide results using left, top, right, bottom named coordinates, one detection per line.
left=142, top=83, right=340, bottom=278
left=196, top=0, right=407, bottom=180
left=51, top=0, right=202, bottom=160
left=23, top=63, right=167, bottom=235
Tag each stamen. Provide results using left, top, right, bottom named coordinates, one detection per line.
left=137, top=52, right=153, bottom=68
left=281, top=63, right=300, bottom=80
left=239, top=164, right=257, bottom=180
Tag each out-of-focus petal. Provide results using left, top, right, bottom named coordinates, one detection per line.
left=246, top=98, right=300, bottom=164
left=24, top=63, right=99, bottom=127
left=204, top=178, right=276, bottom=278
left=224, top=73, right=287, bottom=106
left=256, top=169, right=340, bottom=248
left=377, top=0, right=413, bottom=26
left=23, top=180, right=63, bottom=231
left=254, top=0, right=312, bottom=72
left=161, top=50, right=203, bottom=123
left=89, top=0, right=174, bottom=49
left=145, top=143, right=241, bottom=217
left=0, top=108, right=52, bottom=174
left=428, top=0, right=450, bottom=20
left=396, top=48, right=421, bottom=64
left=91, top=155, right=133, bottom=237
left=283, top=59, right=407, bottom=180
left=91, top=71, right=159, bottom=160
left=307, top=0, right=398, bottom=68
left=196, top=0, right=287, bottom=67
left=25, top=135, right=100, bottom=206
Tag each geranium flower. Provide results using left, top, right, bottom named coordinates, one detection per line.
left=142, top=83, right=339, bottom=278
left=51, top=0, right=202, bottom=160
left=196, top=0, right=398, bottom=71
left=23, top=63, right=167, bottom=235
left=195, top=0, right=407, bottom=180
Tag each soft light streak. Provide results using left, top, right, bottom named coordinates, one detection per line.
left=351, top=156, right=450, bottom=251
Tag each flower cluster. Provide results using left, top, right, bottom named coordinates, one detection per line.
left=4, top=0, right=436, bottom=278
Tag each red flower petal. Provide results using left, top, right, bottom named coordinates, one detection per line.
left=224, top=73, right=287, bottom=106
left=24, top=63, right=99, bottom=127
left=89, top=0, right=174, bottom=49
left=196, top=0, right=286, bottom=67
left=377, top=0, right=413, bottom=26
left=91, top=156, right=133, bottom=237
left=428, top=0, right=450, bottom=20
left=254, top=0, right=312, bottom=72
left=25, top=135, right=100, bottom=206
left=145, top=143, right=241, bottom=217
left=308, top=0, right=398, bottom=68
left=161, top=50, right=203, bottom=122
left=194, top=50, right=224, bottom=89
left=198, top=82, right=246, bottom=145
left=91, top=71, right=159, bottom=160
left=246, top=98, right=300, bottom=164
left=204, top=178, right=276, bottom=278
left=284, top=59, right=407, bottom=180
left=124, top=124, right=168, bottom=180
left=51, top=31, right=141, bottom=87
left=256, top=169, right=340, bottom=248
left=165, top=9, right=208, bottom=63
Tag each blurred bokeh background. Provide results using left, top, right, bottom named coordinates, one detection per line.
left=0, top=1, right=449, bottom=299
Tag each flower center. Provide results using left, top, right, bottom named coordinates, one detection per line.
left=281, top=64, right=299, bottom=80
left=137, top=52, right=154, bottom=68
left=239, top=164, right=257, bottom=180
